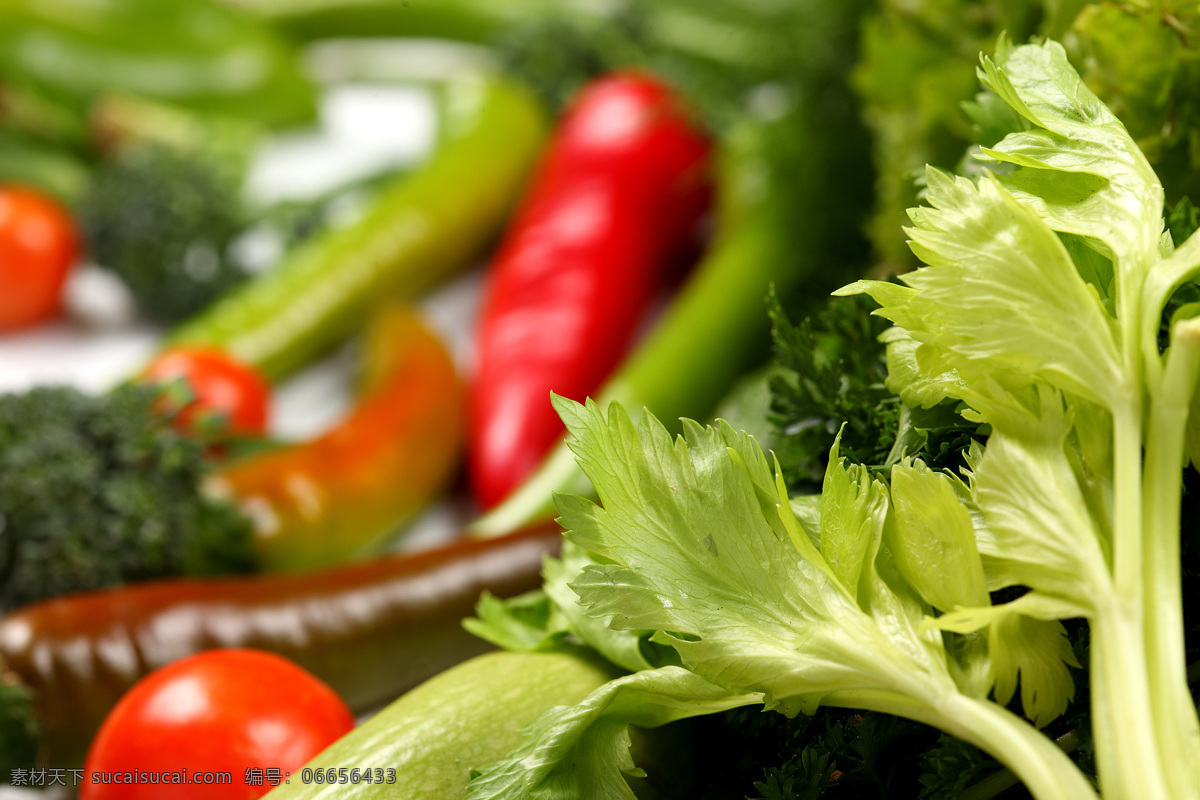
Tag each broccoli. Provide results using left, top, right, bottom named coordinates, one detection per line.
left=76, top=145, right=249, bottom=324
left=0, top=384, right=255, bottom=612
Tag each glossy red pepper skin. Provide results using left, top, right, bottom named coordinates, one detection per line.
left=0, top=523, right=561, bottom=767
left=468, top=73, right=712, bottom=509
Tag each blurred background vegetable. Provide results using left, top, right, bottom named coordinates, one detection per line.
left=0, top=384, right=256, bottom=612
left=76, top=146, right=252, bottom=324
left=0, top=184, right=79, bottom=330
left=216, top=306, right=464, bottom=571
left=236, top=0, right=848, bottom=130
left=231, top=0, right=611, bottom=46
left=0, top=0, right=316, bottom=130
left=854, top=0, right=1200, bottom=269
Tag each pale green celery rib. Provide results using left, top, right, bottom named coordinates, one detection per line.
left=825, top=688, right=1098, bottom=800
left=1141, top=318, right=1200, bottom=797
left=1089, top=594, right=1173, bottom=800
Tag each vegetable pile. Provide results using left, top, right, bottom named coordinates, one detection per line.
left=3, top=0, right=1200, bottom=797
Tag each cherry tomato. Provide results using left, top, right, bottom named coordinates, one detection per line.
left=142, top=347, right=271, bottom=439
left=81, top=649, right=354, bottom=800
left=0, top=185, right=80, bottom=331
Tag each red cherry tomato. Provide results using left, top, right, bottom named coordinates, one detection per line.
left=81, top=649, right=354, bottom=800
left=0, top=185, right=80, bottom=331
left=142, top=347, right=271, bottom=439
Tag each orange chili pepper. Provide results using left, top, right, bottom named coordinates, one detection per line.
left=213, top=306, right=463, bottom=572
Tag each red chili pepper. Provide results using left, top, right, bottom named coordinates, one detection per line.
left=468, top=72, right=712, bottom=509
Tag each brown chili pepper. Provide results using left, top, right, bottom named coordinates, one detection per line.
left=0, top=523, right=561, bottom=768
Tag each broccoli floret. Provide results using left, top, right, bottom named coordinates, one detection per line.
left=76, top=145, right=248, bottom=324
left=0, top=385, right=255, bottom=612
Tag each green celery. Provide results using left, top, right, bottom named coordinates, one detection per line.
left=467, top=38, right=1200, bottom=800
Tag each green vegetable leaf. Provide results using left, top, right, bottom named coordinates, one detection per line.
left=819, top=437, right=888, bottom=602
left=465, top=589, right=568, bottom=654
left=553, top=397, right=953, bottom=716
left=838, top=164, right=1122, bottom=411
left=887, top=460, right=989, bottom=613
left=543, top=543, right=658, bottom=673
left=465, top=543, right=662, bottom=673
left=987, top=613, right=1079, bottom=728
left=969, top=393, right=1110, bottom=606
left=979, top=38, right=1164, bottom=272
left=768, top=293, right=897, bottom=490
left=880, top=325, right=970, bottom=411
left=918, top=734, right=1005, bottom=800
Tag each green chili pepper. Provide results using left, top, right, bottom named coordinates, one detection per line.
left=169, top=76, right=546, bottom=382
left=0, top=0, right=316, bottom=129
